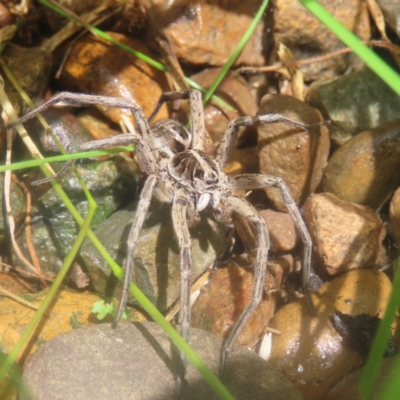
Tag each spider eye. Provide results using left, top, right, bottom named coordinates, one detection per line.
left=206, top=180, right=212, bottom=185
left=194, top=169, right=205, bottom=180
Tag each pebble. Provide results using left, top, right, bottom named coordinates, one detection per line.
left=257, top=94, right=330, bottom=211
left=269, top=269, right=395, bottom=400
left=60, top=32, right=170, bottom=125
left=308, top=67, right=400, bottom=146
left=151, top=0, right=266, bottom=67
left=273, top=0, right=370, bottom=80
left=14, top=159, right=138, bottom=275
left=322, top=118, right=400, bottom=209
left=303, top=193, right=386, bottom=276
left=260, top=209, right=298, bottom=252
left=21, top=321, right=305, bottom=400
left=191, top=263, right=276, bottom=347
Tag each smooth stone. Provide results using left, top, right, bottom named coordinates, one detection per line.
left=308, top=67, right=400, bottom=146
left=80, top=201, right=226, bottom=312
left=322, top=118, right=400, bottom=209
left=21, top=321, right=305, bottom=400
left=257, top=94, right=330, bottom=210
left=269, top=269, right=395, bottom=400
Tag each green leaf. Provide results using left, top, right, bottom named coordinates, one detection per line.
left=91, top=300, right=115, bottom=320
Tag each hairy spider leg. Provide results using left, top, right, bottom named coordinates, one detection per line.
left=148, top=89, right=205, bottom=151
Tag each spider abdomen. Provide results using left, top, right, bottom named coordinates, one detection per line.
left=151, top=119, right=191, bottom=157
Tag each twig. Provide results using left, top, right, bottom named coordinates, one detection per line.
left=0, top=284, right=39, bottom=310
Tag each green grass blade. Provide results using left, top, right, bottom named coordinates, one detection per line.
left=202, top=0, right=270, bottom=105
left=359, top=258, right=400, bottom=399
left=299, top=0, right=400, bottom=96
left=0, top=147, right=135, bottom=172
left=380, top=354, right=400, bottom=400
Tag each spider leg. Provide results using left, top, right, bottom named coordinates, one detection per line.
left=171, top=188, right=192, bottom=376
left=227, top=174, right=316, bottom=317
left=8, top=92, right=161, bottom=181
left=30, top=133, right=141, bottom=185
left=219, top=194, right=269, bottom=377
left=216, top=114, right=326, bottom=170
left=115, top=175, right=159, bottom=322
left=148, top=89, right=205, bottom=151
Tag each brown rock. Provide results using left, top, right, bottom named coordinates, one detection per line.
left=257, top=94, right=330, bottom=211
left=273, top=0, right=370, bottom=80
left=151, top=0, right=266, bottom=67
left=60, top=32, right=170, bottom=125
left=322, top=119, right=400, bottom=210
left=389, top=186, right=400, bottom=247
left=269, top=269, right=394, bottom=400
left=223, top=147, right=259, bottom=176
left=191, top=264, right=276, bottom=347
left=260, top=209, right=298, bottom=252
left=303, top=193, right=386, bottom=276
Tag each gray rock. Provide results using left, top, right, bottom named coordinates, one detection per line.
left=22, top=322, right=305, bottom=400
left=307, top=67, right=400, bottom=146
left=80, top=201, right=226, bottom=312
left=13, top=159, right=138, bottom=275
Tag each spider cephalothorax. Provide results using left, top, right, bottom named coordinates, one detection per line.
left=169, top=149, right=226, bottom=211
left=11, top=89, right=317, bottom=378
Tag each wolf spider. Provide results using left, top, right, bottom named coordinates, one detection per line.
left=11, top=89, right=317, bottom=377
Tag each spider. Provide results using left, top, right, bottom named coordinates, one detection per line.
left=10, top=89, right=317, bottom=377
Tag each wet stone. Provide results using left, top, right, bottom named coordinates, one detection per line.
left=60, top=32, right=170, bottom=125
left=191, top=263, right=276, bottom=348
left=151, top=0, right=267, bottom=67
left=80, top=200, right=226, bottom=312
left=257, top=94, right=330, bottom=211
left=21, top=321, right=305, bottom=400
left=1, top=44, right=52, bottom=117
left=308, top=67, right=400, bottom=146
left=303, top=193, right=386, bottom=276
left=322, top=118, right=400, bottom=209
left=273, top=0, right=370, bottom=80
left=269, top=269, right=395, bottom=400
left=13, top=159, right=138, bottom=275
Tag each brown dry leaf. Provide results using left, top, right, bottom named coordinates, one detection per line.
left=277, top=43, right=304, bottom=100
left=366, top=0, right=389, bottom=41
